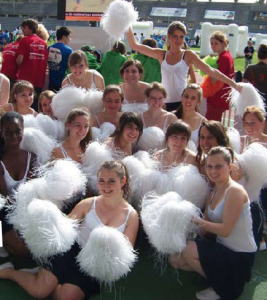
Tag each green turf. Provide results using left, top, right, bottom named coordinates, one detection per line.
left=0, top=232, right=266, bottom=300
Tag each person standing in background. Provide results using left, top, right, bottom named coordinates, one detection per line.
left=48, top=26, right=73, bottom=92
left=244, top=41, right=255, bottom=69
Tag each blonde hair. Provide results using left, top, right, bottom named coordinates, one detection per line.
left=167, top=21, right=186, bottom=49
left=36, top=24, right=49, bottom=42
left=210, top=31, right=229, bottom=47
left=38, top=90, right=55, bottom=113
left=242, top=105, right=265, bottom=122
left=9, top=81, right=34, bottom=103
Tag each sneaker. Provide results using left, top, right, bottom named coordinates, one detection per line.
left=0, top=247, right=9, bottom=258
left=19, top=267, right=40, bottom=274
left=259, top=240, right=266, bottom=251
left=196, top=287, right=220, bottom=300
left=0, top=262, right=14, bottom=271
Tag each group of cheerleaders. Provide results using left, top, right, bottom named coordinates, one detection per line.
left=0, top=21, right=264, bottom=300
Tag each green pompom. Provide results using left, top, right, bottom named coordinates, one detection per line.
left=199, top=55, right=219, bottom=77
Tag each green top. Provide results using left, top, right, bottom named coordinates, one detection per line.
left=97, top=51, right=127, bottom=86
left=133, top=53, right=162, bottom=83
left=84, top=51, right=99, bottom=70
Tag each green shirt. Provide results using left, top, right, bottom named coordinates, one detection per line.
left=85, top=51, right=99, bottom=70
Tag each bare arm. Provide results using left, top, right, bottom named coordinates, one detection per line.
left=188, top=64, right=196, bottom=83
left=69, top=197, right=94, bottom=220
left=16, top=54, right=24, bottom=66
left=94, top=71, right=105, bottom=91
left=51, top=147, right=64, bottom=161
left=123, top=209, right=139, bottom=246
left=0, top=75, right=10, bottom=106
left=61, top=77, right=68, bottom=88
left=126, top=27, right=165, bottom=62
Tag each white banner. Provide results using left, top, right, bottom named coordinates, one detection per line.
left=150, top=7, right=187, bottom=18
left=204, top=10, right=235, bottom=20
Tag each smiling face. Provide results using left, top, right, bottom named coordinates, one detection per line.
left=182, top=88, right=200, bottom=112
left=103, top=91, right=122, bottom=113
left=97, top=169, right=125, bottom=198
left=243, top=113, right=264, bottom=139
left=41, top=97, right=53, bottom=117
left=14, top=88, right=34, bottom=108
left=70, top=59, right=87, bottom=79
left=121, top=122, right=140, bottom=144
left=168, top=29, right=185, bottom=49
left=66, top=115, right=90, bottom=141
left=206, top=153, right=231, bottom=184
left=123, top=64, right=141, bottom=84
left=148, top=89, right=165, bottom=110
left=2, top=118, right=23, bottom=148
left=199, top=126, right=219, bottom=154
left=210, top=38, right=225, bottom=54
left=167, top=133, right=188, bottom=154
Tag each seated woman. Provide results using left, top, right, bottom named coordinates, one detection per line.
left=61, top=50, right=104, bottom=90
left=175, top=83, right=206, bottom=145
left=154, top=120, right=197, bottom=170
left=0, top=112, right=35, bottom=257
left=92, top=85, right=123, bottom=129
left=52, top=108, right=92, bottom=163
left=38, top=90, right=55, bottom=119
left=119, top=59, right=150, bottom=104
left=140, top=82, right=177, bottom=133
left=241, top=106, right=267, bottom=152
left=105, top=112, right=143, bottom=156
left=0, top=160, right=139, bottom=300
left=169, top=146, right=257, bottom=300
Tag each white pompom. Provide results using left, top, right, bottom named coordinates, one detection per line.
left=133, top=150, right=158, bottom=169
left=23, top=114, right=38, bottom=129
left=187, top=140, right=197, bottom=153
left=236, top=143, right=267, bottom=200
left=82, top=89, right=104, bottom=116
left=0, top=195, right=7, bottom=211
left=101, top=0, right=138, bottom=42
left=52, top=86, right=85, bottom=121
left=229, top=83, right=266, bottom=117
left=23, top=199, right=78, bottom=262
left=122, top=103, right=148, bottom=114
left=227, top=127, right=241, bottom=154
left=141, top=192, right=200, bottom=254
left=77, top=226, right=137, bottom=283
left=137, top=127, right=165, bottom=151
left=92, top=122, right=116, bottom=143
left=21, top=128, right=57, bottom=164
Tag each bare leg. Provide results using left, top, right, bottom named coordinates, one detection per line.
left=0, top=267, right=58, bottom=299
left=3, top=230, right=29, bottom=257
left=52, top=283, right=85, bottom=300
left=168, top=253, right=195, bottom=271
left=182, top=241, right=206, bottom=278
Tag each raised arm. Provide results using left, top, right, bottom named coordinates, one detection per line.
left=126, top=27, right=164, bottom=62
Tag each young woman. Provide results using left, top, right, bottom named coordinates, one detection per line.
left=140, top=82, right=177, bottom=133
left=0, top=53, right=10, bottom=106
left=0, top=160, right=139, bottom=300
left=0, top=112, right=35, bottom=257
left=92, top=85, right=123, bottom=129
left=38, top=90, right=55, bottom=119
left=62, top=50, right=104, bottom=90
left=175, top=84, right=205, bottom=145
left=3, top=80, right=38, bottom=116
left=52, top=108, right=92, bottom=163
left=105, top=112, right=143, bottom=156
left=126, top=22, right=241, bottom=112
left=154, top=120, right=197, bottom=170
left=169, top=147, right=257, bottom=300
left=119, top=59, right=150, bottom=104
left=241, top=106, right=267, bottom=152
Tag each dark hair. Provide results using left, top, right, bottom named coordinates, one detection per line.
left=112, top=41, right=126, bottom=55
left=21, top=19, right=38, bottom=34
left=258, top=44, right=267, bottom=60
left=98, top=160, right=131, bottom=199
left=165, top=120, right=191, bottom=146
left=103, top=85, right=124, bottom=102
left=207, top=146, right=234, bottom=165
left=145, top=82, right=167, bottom=99
left=142, top=38, right=158, bottom=48
left=65, top=108, right=92, bottom=152
left=111, top=112, right=143, bottom=142
left=1, top=111, right=24, bottom=131
left=196, top=120, right=230, bottom=164
left=119, top=59, right=144, bottom=78
left=69, top=50, right=88, bottom=67
left=175, top=84, right=202, bottom=119
left=56, top=26, right=71, bottom=40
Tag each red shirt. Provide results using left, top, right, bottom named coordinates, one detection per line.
left=1, top=41, right=20, bottom=80
left=17, top=34, right=48, bottom=88
left=207, top=50, right=235, bottom=109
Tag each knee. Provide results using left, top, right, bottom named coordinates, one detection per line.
left=182, top=241, right=198, bottom=261
left=55, top=284, right=84, bottom=300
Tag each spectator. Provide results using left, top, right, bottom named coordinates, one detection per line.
left=244, top=41, right=255, bottom=69
left=81, top=45, right=98, bottom=70
left=140, top=33, right=145, bottom=43
left=196, top=35, right=200, bottom=47
left=16, top=19, right=48, bottom=111
left=48, top=26, right=73, bottom=92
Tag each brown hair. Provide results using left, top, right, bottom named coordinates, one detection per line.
left=38, top=90, right=55, bottom=113
left=207, top=146, right=234, bottom=165
left=119, top=59, right=144, bottom=78
left=175, top=83, right=202, bottom=118
left=142, top=38, right=158, bottom=48
left=242, top=105, right=265, bottom=122
left=145, top=82, right=167, bottom=99
left=258, top=44, right=267, bottom=60
left=21, top=19, right=38, bottom=34
left=98, top=160, right=131, bottom=200
left=165, top=120, right=191, bottom=146
left=65, top=107, right=92, bottom=152
left=9, top=80, right=34, bottom=103
left=69, top=50, right=88, bottom=68
left=112, top=41, right=126, bottom=55
left=167, top=21, right=186, bottom=48
left=103, top=85, right=124, bottom=102
left=210, top=31, right=229, bottom=47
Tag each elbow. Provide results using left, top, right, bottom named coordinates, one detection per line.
left=220, top=229, right=232, bottom=238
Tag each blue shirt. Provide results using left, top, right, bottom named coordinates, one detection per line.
left=48, top=42, right=73, bottom=87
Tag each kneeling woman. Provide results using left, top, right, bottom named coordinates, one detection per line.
left=0, top=161, right=139, bottom=300
left=169, top=147, right=257, bottom=300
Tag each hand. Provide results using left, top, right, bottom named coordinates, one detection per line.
left=233, top=82, right=242, bottom=93
left=191, top=216, right=201, bottom=226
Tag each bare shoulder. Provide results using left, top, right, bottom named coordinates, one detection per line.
left=226, top=182, right=248, bottom=202
left=153, top=149, right=163, bottom=161
left=167, top=112, right=178, bottom=122
left=139, top=81, right=151, bottom=89
left=51, top=146, right=64, bottom=160
left=3, top=103, right=12, bottom=112
left=70, top=197, right=95, bottom=219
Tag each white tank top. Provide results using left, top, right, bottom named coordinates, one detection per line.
left=190, top=117, right=204, bottom=145
left=78, top=197, right=133, bottom=247
left=161, top=51, right=189, bottom=104
left=67, top=70, right=96, bottom=89
left=208, top=189, right=257, bottom=253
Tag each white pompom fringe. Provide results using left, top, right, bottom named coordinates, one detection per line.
left=101, top=0, right=138, bottom=42
left=227, top=127, right=241, bottom=154
left=0, top=195, right=7, bottom=211
left=229, top=83, right=266, bottom=117
left=77, top=226, right=137, bottom=284
left=137, top=127, right=164, bottom=151
left=82, top=88, right=104, bottom=116
left=92, top=122, right=116, bottom=143
left=121, top=103, right=148, bottom=114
